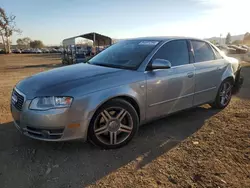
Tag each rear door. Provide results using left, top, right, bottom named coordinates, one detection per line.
left=190, top=40, right=226, bottom=106
left=146, top=40, right=195, bottom=120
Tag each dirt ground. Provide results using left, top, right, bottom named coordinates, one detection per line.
left=0, top=54, right=249, bottom=188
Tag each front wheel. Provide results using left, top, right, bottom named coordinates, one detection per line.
left=88, top=99, right=139, bottom=149
left=211, top=79, right=233, bottom=109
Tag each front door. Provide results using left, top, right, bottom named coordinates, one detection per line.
left=146, top=40, right=195, bottom=120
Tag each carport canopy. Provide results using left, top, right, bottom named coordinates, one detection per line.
left=62, top=32, right=112, bottom=47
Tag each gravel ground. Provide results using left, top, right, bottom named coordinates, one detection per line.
left=0, top=54, right=249, bottom=188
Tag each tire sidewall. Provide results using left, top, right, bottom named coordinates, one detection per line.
left=88, top=99, right=139, bottom=149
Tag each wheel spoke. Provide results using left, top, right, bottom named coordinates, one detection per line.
left=221, top=83, right=226, bottom=92
left=117, top=109, right=127, bottom=121
left=221, top=96, right=225, bottom=105
left=226, top=86, right=232, bottom=93
left=110, top=132, right=117, bottom=144
left=219, top=92, right=224, bottom=97
left=95, top=126, right=108, bottom=135
left=101, top=110, right=112, bottom=122
left=119, top=124, right=132, bottom=133
left=116, top=109, right=125, bottom=119
left=104, top=110, right=112, bottom=119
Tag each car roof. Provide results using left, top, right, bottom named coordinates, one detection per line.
left=126, top=36, right=204, bottom=41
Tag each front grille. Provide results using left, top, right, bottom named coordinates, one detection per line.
left=24, top=126, right=64, bottom=139
left=12, top=89, right=25, bottom=111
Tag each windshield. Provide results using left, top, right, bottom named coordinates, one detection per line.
left=88, top=40, right=160, bottom=70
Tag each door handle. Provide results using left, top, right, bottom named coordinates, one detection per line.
left=187, top=72, right=194, bottom=78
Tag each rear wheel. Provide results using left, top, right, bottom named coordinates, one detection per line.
left=211, top=79, right=233, bottom=109
left=88, top=99, right=139, bottom=149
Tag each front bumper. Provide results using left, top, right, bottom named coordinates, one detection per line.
left=11, top=100, right=87, bottom=142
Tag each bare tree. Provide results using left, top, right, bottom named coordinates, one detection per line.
left=0, top=7, right=21, bottom=53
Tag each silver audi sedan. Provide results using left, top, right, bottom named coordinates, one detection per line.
left=11, top=37, right=243, bottom=149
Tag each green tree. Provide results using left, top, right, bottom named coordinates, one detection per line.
left=16, top=37, right=31, bottom=47
left=16, top=38, right=23, bottom=46
left=225, top=32, right=231, bottom=44
left=30, top=40, right=44, bottom=48
left=232, top=40, right=242, bottom=45
left=210, top=40, right=218, bottom=45
left=0, top=7, right=21, bottom=53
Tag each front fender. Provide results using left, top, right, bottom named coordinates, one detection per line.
left=86, top=82, right=146, bottom=121
left=70, top=81, right=146, bottom=139
left=221, top=63, right=236, bottom=83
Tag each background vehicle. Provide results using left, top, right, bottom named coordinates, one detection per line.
left=11, top=49, right=22, bottom=53
left=241, top=45, right=249, bottom=50
left=50, top=48, right=59, bottom=53
left=216, top=45, right=236, bottom=54
left=228, top=45, right=248, bottom=54
left=0, top=49, right=5, bottom=54
left=32, top=48, right=42, bottom=53
left=11, top=37, right=242, bottom=149
left=41, top=48, right=50, bottom=53
left=21, top=49, right=32, bottom=53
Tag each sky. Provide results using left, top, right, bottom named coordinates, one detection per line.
left=1, top=0, right=250, bottom=45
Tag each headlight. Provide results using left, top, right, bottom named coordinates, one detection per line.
left=29, top=96, right=73, bottom=110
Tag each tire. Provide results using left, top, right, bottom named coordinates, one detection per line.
left=211, top=79, right=233, bottom=109
left=88, top=99, right=139, bottom=149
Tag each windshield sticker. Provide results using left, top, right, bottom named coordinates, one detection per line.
left=139, top=41, right=159, bottom=46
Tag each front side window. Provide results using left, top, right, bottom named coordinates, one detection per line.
left=191, top=40, right=215, bottom=62
left=152, top=40, right=189, bottom=67
left=88, top=40, right=160, bottom=70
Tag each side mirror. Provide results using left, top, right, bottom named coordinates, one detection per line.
left=150, top=59, right=171, bottom=70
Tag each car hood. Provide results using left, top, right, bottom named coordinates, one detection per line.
left=16, top=63, right=126, bottom=99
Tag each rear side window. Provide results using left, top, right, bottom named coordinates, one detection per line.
left=152, top=40, right=189, bottom=66
left=211, top=45, right=223, bottom=59
left=191, top=40, right=215, bottom=62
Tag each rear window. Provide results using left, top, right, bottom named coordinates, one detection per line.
left=191, top=40, right=215, bottom=62
left=211, top=45, right=223, bottom=59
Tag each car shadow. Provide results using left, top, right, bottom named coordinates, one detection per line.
left=0, top=105, right=220, bottom=188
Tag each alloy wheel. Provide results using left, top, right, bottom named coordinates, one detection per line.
left=93, top=107, right=133, bottom=145
left=219, top=82, right=232, bottom=106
